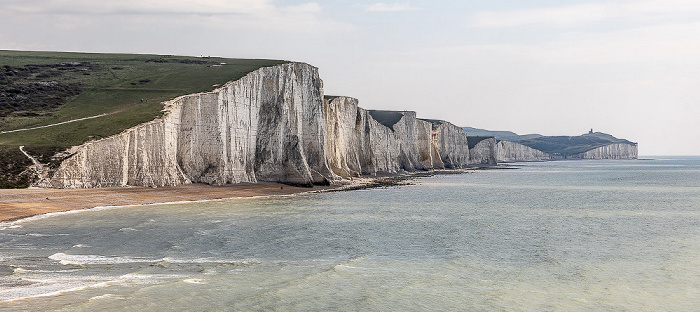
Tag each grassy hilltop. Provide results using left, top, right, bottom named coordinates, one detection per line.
left=0, top=50, right=286, bottom=187
left=461, top=126, right=636, bottom=157
left=517, top=132, right=636, bottom=156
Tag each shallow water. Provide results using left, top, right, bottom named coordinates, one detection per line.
left=1, top=158, right=700, bottom=311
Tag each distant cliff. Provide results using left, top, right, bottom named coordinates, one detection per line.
left=568, top=143, right=638, bottom=160
left=462, top=127, right=638, bottom=161
left=45, top=63, right=472, bottom=188
left=496, top=141, right=553, bottom=162
left=468, top=137, right=497, bottom=165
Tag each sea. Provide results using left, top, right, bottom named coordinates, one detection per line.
left=1, top=158, right=699, bottom=311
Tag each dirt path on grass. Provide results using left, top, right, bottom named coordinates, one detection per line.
left=0, top=113, right=112, bottom=135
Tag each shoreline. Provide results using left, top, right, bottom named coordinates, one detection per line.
left=0, top=182, right=336, bottom=224
left=0, top=168, right=483, bottom=224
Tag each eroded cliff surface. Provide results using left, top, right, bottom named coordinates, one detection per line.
left=469, top=138, right=497, bottom=165
left=46, top=65, right=472, bottom=188
left=50, top=63, right=332, bottom=188
left=43, top=62, right=637, bottom=189
left=426, top=120, right=471, bottom=169
left=496, top=141, right=553, bottom=162
left=570, top=143, right=638, bottom=160
left=323, top=97, right=470, bottom=178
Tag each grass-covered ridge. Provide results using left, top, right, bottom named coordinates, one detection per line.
left=467, top=136, right=493, bottom=150
left=0, top=50, right=287, bottom=146
left=461, top=126, right=542, bottom=142
left=0, top=50, right=286, bottom=187
left=461, top=126, right=637, bottom=157
left=517, top=132, right=637, bottom=156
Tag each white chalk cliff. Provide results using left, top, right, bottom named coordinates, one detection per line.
left=496, top=141, right=553, bottom=162
left=569, top=143, right=638, bottom=160
left=46, top=63, right=472, bottom=188
left=469, top=138, right=497, bottom=165
left=41, top=62, right=639, bottom=188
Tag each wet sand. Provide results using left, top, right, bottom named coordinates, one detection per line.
left=0, top=170, right=472, bottom=223
left=0, top=182, right=337, bottom=222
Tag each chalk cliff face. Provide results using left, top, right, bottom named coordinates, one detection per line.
left=496, top=141, right=553, bottom=162
left=50, top=63, right=332, bottom=188
left=469, top=138, right=497, bottom=165
left=426, top=120, right=471, bottom=169
left=323, top=97, right=470, bottom=178
left=569, top=143, right=638, bottom=160
left=47, top=64, right=472, bottom=188
left=44, top=62, right=638, bottom=189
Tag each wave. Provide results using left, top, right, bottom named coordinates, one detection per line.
left=0, top=205, right=119, bottom=231
left=0, top=271, right=185, bottom=302
left=49, top=253, right=155, bottom=266
left=48, top=253, right=260, bottom=266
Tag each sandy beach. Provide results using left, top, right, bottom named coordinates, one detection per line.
left=0, top=182, right=339, bottom=222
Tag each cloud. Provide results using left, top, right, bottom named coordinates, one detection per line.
left=416, top=21, right=700, bottom=68
left=365, top=2, right=420, bottom=12
left=4, top=0, right=267, bottom=15
left=0, top=0, right=353, bottom=34
left=471, top=0, right=700, bottom=28
left=471, top=3, right=615, bottom=28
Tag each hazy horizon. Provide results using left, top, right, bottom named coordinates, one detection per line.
left=2, top=0, right=699, bottom=155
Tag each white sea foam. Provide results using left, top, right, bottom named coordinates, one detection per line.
left=88, top=294, right=124, bottom=301
left=49, top=253, right=154, bottom=266
left=0, top=205, right=120, bottom=230
left=0, top=282, right=95, bottom=302
left=0, top=271, right=184, bottom=302
left=13, top=267, right=81, bottom=274
left=47, top=253, right=259, bottom=267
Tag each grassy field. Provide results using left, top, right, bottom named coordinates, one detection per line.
left=0, top=50, right=286, bottom=187
left=517, top=132, right=636, bottom=156
left=0, top=50, right=286, bottom=146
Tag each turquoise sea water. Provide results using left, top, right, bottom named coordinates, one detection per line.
left=1, top=158, right=700, bottom=311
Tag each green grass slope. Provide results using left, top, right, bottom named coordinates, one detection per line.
left=0, top=50, right=286, bottom=187
left=517, top=132, right=636, bottom=156
left=461, top=126, right=542, bottom=142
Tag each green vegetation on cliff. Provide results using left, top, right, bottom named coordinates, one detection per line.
left=462, top=126, right=636, bottom=157
left=462, top=126, right=542, bottom=142
left=467, top=136, right=492, bottom=150
left=516, top=132, right=636, bottom=156
left=0, top=50, right=286, bottom=187
left=0, top=51, right=286, bottom=146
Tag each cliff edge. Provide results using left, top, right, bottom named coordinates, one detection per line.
left=45, top=63, right=472, bottom=188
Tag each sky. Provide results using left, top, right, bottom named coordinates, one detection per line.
left=2, top=0, right=699, bottom=155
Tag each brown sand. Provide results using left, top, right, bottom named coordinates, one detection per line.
left=0, top=182, right=337, bottom=222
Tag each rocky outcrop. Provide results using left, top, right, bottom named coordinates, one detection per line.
left=46, top=64, right=472, bottom=188
left=469, top=137, right=497, bottom=165
left=569, top=143, right=638, bottom=160
left=496, top=141, right=552, bottom=162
